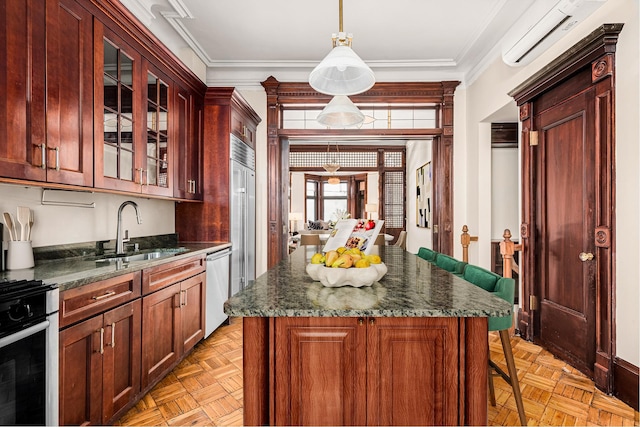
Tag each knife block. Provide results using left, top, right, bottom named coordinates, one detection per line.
left=7, top=241, right=34, bottom=270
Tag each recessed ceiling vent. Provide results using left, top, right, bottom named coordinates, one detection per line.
left=501, top=0, right=607, bottom=67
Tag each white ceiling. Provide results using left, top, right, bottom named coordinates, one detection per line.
left=121, top=0, right=536, bottom=87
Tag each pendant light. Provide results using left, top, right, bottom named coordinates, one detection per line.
left=309, top=0, right=375, bottom=96
left=322, top=140, right=340, bottom=174
left=317, top=95, right=364, bottom=128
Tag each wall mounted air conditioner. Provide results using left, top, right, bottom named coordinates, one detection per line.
left=501, top=0, right=607, bottom=67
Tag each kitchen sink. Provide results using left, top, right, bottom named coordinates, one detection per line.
left=95, top=248, right=188, bottom=264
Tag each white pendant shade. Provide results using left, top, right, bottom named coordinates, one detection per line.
left=317, top=95, right=364, bottom=128
left=309, top=45, right=375, bottom=96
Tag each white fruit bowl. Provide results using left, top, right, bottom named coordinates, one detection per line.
left=306, top=263, right=387, bottom=288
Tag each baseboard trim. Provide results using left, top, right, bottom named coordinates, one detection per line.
left=614, top=357, right=639, bottom=411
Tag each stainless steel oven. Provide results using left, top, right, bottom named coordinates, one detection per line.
left=0, top=279, right=59, bottom=426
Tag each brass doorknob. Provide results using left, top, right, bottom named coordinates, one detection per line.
left=578, top=252, right=594, bottom=262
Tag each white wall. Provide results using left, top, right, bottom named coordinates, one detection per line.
left=462, top=0, right=639, bottom=365
left=406, top=139, right=433, bottom=254
left=0, top=183, right=174, bottom=248
left=491, top=147, right=519, bottom=240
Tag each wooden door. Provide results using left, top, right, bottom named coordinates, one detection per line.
left=45, top=0, right=94, bottom=186
left=0, top=0, right=47, bottom=181
left=533, top=86, right=597, bottom=375
left=141, top=283, right=181, bottom=388
left=180, top=273, right=206, bottom=352
left=274, top=317, right=367, bottom=426
left=173, top=84, right=203, bottom=200
left=102, top=299, right=141, bottom=424
left=366, top=317, right=459, bottom=426
left=59, top=315, right=103, bottom=426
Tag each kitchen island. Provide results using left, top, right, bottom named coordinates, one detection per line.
left=224, top=246, right=512, bottom=426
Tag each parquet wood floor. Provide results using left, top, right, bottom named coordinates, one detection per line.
left=117, top=318, right=639, bottom=426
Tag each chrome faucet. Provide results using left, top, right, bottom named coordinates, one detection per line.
left=116, top=201, right=142, bottom=255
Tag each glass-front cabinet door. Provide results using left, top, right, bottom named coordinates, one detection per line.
left=94, top=24, right=142, bottom=193
left=142, top=65, right=171, bottom=196
left=94, top=23, right=173, bottom=196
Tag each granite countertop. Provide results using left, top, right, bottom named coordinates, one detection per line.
left=224, top=245, right=512, bottom=318
left=1, top=237, right=230, bottom=291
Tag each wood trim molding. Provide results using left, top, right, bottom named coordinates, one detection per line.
left=86, top=0, right=206, bottom=95
left=613, top=358, right=639, bottom=411
left=509, top=24, right=623, bottom=104
left=262, top=77, right=460, bottom=266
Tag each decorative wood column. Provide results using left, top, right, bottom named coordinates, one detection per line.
left=261, top=77, right=289, bottom=268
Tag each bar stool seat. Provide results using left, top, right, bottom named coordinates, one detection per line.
left=462, top=264, right=527, bottom=426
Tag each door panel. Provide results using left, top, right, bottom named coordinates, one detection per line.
left=366, top=317, right=459, bottom=426
left=141, top=283, right=181, bottom=388
left=274, top=317, right=367, bottom=426
left=45, top=0, right=94, bottom=186
left=59, top=315, right=103, bottom=426
left=102, top=299, right=141, bottom=424
left=535, top=90, right=596, bottom=374
left=181, top=273, right=205, bottom=352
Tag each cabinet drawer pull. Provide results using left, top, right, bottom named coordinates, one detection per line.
left=47, top=146, right=60, bottom=171
left=99, top=327, right=104, bottom=354
left=109, top=323, right=115, bottom=348
left=92, top=291, right=116, bottom=301
left=36, top=143, right=46, bottom=169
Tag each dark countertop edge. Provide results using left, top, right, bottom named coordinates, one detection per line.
left=223, top=308, right=512, bottom=318
left=5, top=242, right=231, bottom=291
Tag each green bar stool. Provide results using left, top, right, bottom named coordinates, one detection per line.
left=462, top=264, right=527, bottom=426
left=434, top=253, right=467, bottom=276
left=416, top=247, right=438, bottom=263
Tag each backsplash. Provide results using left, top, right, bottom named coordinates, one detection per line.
left=0, top=183, right=175, bottom=248
left=32, top=233, right=180, bottom=262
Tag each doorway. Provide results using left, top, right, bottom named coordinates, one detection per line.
left=510, top=25, right=620, bottom=391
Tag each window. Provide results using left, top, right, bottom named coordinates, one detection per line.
left=306, top=180, right=318, bottom=221
left=322, top=181, right=348, bottom=221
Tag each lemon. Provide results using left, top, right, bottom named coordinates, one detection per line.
left=310, top=253, right=325, bottom=264
left=355, top=259, right=370, bottom=268
left=336, top=246, right=347, bottom=254
left=365, top=254, right=382, bottom=264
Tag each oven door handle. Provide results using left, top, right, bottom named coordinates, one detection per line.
left=0, top=320, right=50, bottom=349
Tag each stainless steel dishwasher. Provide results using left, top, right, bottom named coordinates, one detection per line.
left=205, top=248, right=231, bottom=338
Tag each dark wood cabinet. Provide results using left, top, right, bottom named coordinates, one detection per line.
left=366, top=317, right=459, bottom=426
left=173, top=83, right=203, bottom=200
left=0, top=0, right=93, bottom=186
left=141, top=268, right=205, bottom=389
left=274, top=317, right=460, bottom=426
left=59, top=299, right=141, bottom=426
left=175, top=87, right=261, bottom=241
left=93, top=22, right=144, bottom=194
left=2, top=0, right=206, bottom=200
left=141, top=281, right=181, bottom=389
left=0, top=0, right=47, bottom=182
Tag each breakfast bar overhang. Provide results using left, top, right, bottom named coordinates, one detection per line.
left=224, top=246, right=511, bottom=426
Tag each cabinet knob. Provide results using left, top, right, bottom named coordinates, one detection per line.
left=358, top=317, right=364, bottom=326
left=369, top=318, right=376, bottom=326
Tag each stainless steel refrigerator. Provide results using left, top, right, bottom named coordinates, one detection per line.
left=230, top=134, right=256, bottom=296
